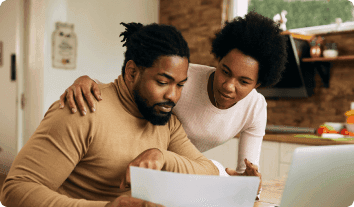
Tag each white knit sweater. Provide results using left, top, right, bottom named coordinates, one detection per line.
left=173, top=63, right=267, bottom=173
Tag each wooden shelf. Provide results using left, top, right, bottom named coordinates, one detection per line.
left=302, top=55, right=354, bottom=62
left=281, top=31, right=314, bottom=41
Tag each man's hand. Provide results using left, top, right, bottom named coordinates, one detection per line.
left=59, top=75, right=102, bottom=115
left=225, top=158, right=262, bottom=197
left=120, top=148, right=164, bottom=189
left=105, top=195, right=165, bottom=207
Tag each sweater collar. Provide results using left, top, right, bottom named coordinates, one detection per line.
left=114, top=75, right=144, bottom=118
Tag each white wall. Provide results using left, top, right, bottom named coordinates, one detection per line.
left=0, top=0, right=20, bottom=174
left=43, top=0, right=159, bottom=114
left=0, top=0, right=159, bottom=173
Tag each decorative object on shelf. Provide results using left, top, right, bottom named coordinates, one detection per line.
left=323, top=42, right=338, bottom=58
left=52, top=22, right=77, bottom=69
left=335, top=18, right=342, bottom=31
left=273, top=10, right=288, bottom=31
left=309, top=36, right=324, bottom=58
left=310, top=45, right=321, bottom=58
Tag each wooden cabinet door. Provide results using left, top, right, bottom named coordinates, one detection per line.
left=259, top=141, right=280, bottom=181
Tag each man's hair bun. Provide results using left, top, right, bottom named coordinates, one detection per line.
left=120, top=22, right=143, bottom=47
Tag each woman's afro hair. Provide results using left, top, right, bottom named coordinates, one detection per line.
left=211, top=12, right=288, bottom=87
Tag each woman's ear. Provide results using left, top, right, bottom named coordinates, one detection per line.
left=255, top=83, right=261, bottom=89
left=125, top=60, right=139, bottom=83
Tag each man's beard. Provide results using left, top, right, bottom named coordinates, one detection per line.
left=133, top=89, right=175, bottom=125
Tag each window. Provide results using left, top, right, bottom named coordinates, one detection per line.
left=231, top=0, right=354, bottom=34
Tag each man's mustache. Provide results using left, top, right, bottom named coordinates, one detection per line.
left=154, top=102, right=176, bottom=108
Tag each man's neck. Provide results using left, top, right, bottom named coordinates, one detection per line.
left=123, top=75, right=135, bottom=99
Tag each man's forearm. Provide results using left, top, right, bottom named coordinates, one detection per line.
left=165, top=116, right=219, bottom=175
left=1, top=179, right=109, bottom=207
left=159, top=148, right=219, bottom=175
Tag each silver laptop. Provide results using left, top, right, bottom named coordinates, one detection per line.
left=279, top=144, right=354, bottom=207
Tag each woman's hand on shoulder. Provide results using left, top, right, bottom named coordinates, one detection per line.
left=59, top=75, right=102, bottom=115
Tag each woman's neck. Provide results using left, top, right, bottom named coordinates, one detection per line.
left=207, top=72, right=217, bottom=107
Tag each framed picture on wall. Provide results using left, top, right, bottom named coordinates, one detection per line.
left=52, top=22, right=77, bottom=69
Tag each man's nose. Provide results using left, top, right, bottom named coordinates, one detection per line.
left=164, top=86, right=179, bottom=104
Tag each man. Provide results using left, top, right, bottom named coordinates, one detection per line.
left=0, top=22, right=219, bottom=207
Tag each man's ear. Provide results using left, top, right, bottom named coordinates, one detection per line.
left=125, top=60, right=140, bottom=83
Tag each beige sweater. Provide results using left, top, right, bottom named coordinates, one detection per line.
left=1, top=76, right=219, bottom=207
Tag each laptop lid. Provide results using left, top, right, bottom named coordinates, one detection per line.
left=280, top=145, right=354, bottom=207
left=130, top=166, right=260, bottom=207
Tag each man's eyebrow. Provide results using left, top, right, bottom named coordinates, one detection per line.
left=158, top=73, right=188, bottom=82
left=180, top=77, right=188, bottom=82
left=223, top=64, right=231, bottom=72
left=222, top=64, right=254, bottom=82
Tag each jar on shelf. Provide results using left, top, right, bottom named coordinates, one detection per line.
left=323, top=42, right=338, bottom=58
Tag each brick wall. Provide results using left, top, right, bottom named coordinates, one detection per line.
left=160, top=2, right=354, bottom=129
left=160, top=0, right=224, bottom=67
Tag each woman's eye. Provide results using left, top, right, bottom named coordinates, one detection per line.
left=177, top=84, right=185, bottom=87
left=242, top=80, right=250, bottom=85
left=222, top=69, right=229, bottom=75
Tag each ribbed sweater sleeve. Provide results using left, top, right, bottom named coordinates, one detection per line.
left=236, top=95, right=267, bottom=173
left=0, top=101, right=109, bottom=207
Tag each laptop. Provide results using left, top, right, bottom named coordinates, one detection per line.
left=130, top=166, right=260, bottom=207
left=278, top=144, right=354, bottom=207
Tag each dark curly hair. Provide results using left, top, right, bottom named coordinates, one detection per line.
left=211, top=11, right=288, bottom=88
left=120, top=22, right=190, bottom=78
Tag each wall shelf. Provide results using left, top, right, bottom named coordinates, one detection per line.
left=302, top=55, right=354, bottom=88
left=302, top=55, right=354, bottom=62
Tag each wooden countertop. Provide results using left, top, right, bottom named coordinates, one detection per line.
left=263, top=133, right=354, bottom=145
left=234, top=133, right=354, bottom=145
left=254, top=176, right=287, bottom=207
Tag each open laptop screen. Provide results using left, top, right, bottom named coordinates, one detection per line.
left=280, top=145, right=354, bottom=207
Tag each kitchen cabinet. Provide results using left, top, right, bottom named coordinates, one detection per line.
left=202, top=138, right=309, bottom=181
left=259, top=141, right=309, bottom=180
left=279, top=163, right=291, bottom=178
left=203, top=134, right=354, bottom=180
left=259, top=141, right=280, bottom=181
left=279, top=143, right=309, bottom=176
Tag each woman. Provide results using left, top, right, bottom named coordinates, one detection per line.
left=59, top=12, right=287, bottom=198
